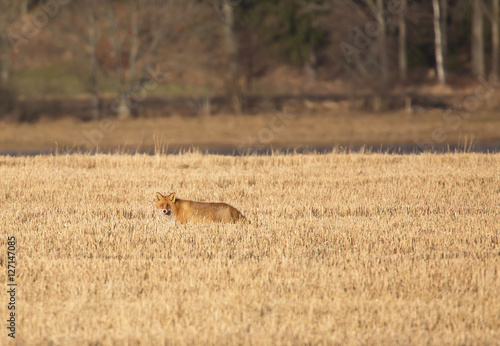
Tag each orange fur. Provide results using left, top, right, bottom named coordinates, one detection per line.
left=155, top=192, right=248, bottom=224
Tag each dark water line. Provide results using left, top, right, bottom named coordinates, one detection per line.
left=1, top=143, right=500, bottom=157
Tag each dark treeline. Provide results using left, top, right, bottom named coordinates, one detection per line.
left=0, top=0, right=498, bottom=118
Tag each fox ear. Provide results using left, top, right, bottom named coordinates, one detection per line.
left=155, top=192, right=164, bottom=201
left=168, top=192, right=176, bottom=202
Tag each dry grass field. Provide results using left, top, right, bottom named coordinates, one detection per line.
left=1, top=152, right=499, bottom=344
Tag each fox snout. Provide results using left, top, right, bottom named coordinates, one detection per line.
left=160, top=209, right=171, bottom=216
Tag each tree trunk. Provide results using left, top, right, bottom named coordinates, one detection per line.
left=108, top=5, right=125, bottom=87
left=129, top=1, right=139, bottom=89
left=222, top=0, right=241, bottom=114
left=376, top=0, right=388, bottom=86
left=108, top=4, right=129, bottom=118
left=0, top=26, right=11, bottom=87
left=364, top=0, right=388, bottom=110
left=492, top=0, right=499, bottom=81
left=432, top=0, right=446, bottom=84
left=88, top=11, right=100, bottom=120
left=304, top=47, right=317, bottom=83
left=398, top=0, right=407, bottom=82
left=440, top=0, right=447, bottom=64
left=472, top=0, right=485, bottom=76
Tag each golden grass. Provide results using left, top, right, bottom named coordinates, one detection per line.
left=1, top=110, right=500, bottom=152
left=0, top=152, right=499, bottom=344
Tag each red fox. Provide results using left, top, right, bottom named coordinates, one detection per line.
left=155, top=192, right=248, bottom=224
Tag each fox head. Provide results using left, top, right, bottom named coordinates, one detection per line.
left=155, top=192, right=177, bottom=216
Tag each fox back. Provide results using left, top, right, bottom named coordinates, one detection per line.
left=156, top=192, right=248, bottom=224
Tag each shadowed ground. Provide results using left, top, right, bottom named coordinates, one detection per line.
left=1, top=111, right=499, bottom=153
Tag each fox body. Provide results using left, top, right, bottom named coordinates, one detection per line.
left=155, top=192, right=247, bottom=224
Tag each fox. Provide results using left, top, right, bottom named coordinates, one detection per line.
left=155, top=192, right=248, bottom=224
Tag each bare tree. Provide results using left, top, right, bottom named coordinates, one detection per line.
left=433, top=0, right=446, bottom=84
left=88, top=9, right=100, bottom=120
left=441, top=0, right=448, bottom=65
left=472, top=0, right=485, bottom=76
left=129, top=1, right=139, bottom=88
left=364, top=0, right=388, bottom=85
left=56, top=0, right=104, bottom=119
left=491, top=0, right=499, bottom=81
left=103, top=0, right=198, bottom=117
left=474, top=0, right=499, bottom=80
left=398, top=0, right=407, bottom=82
left=221, top=0, right=241, bottom=114
left=361, top=0, right=388, bottom=110
left=0, top=0, right=26, bottom=87
left=106, top=1, right=128, bottom=118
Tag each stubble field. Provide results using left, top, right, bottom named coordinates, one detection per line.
left=1, top=152, right=499, bottom=344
